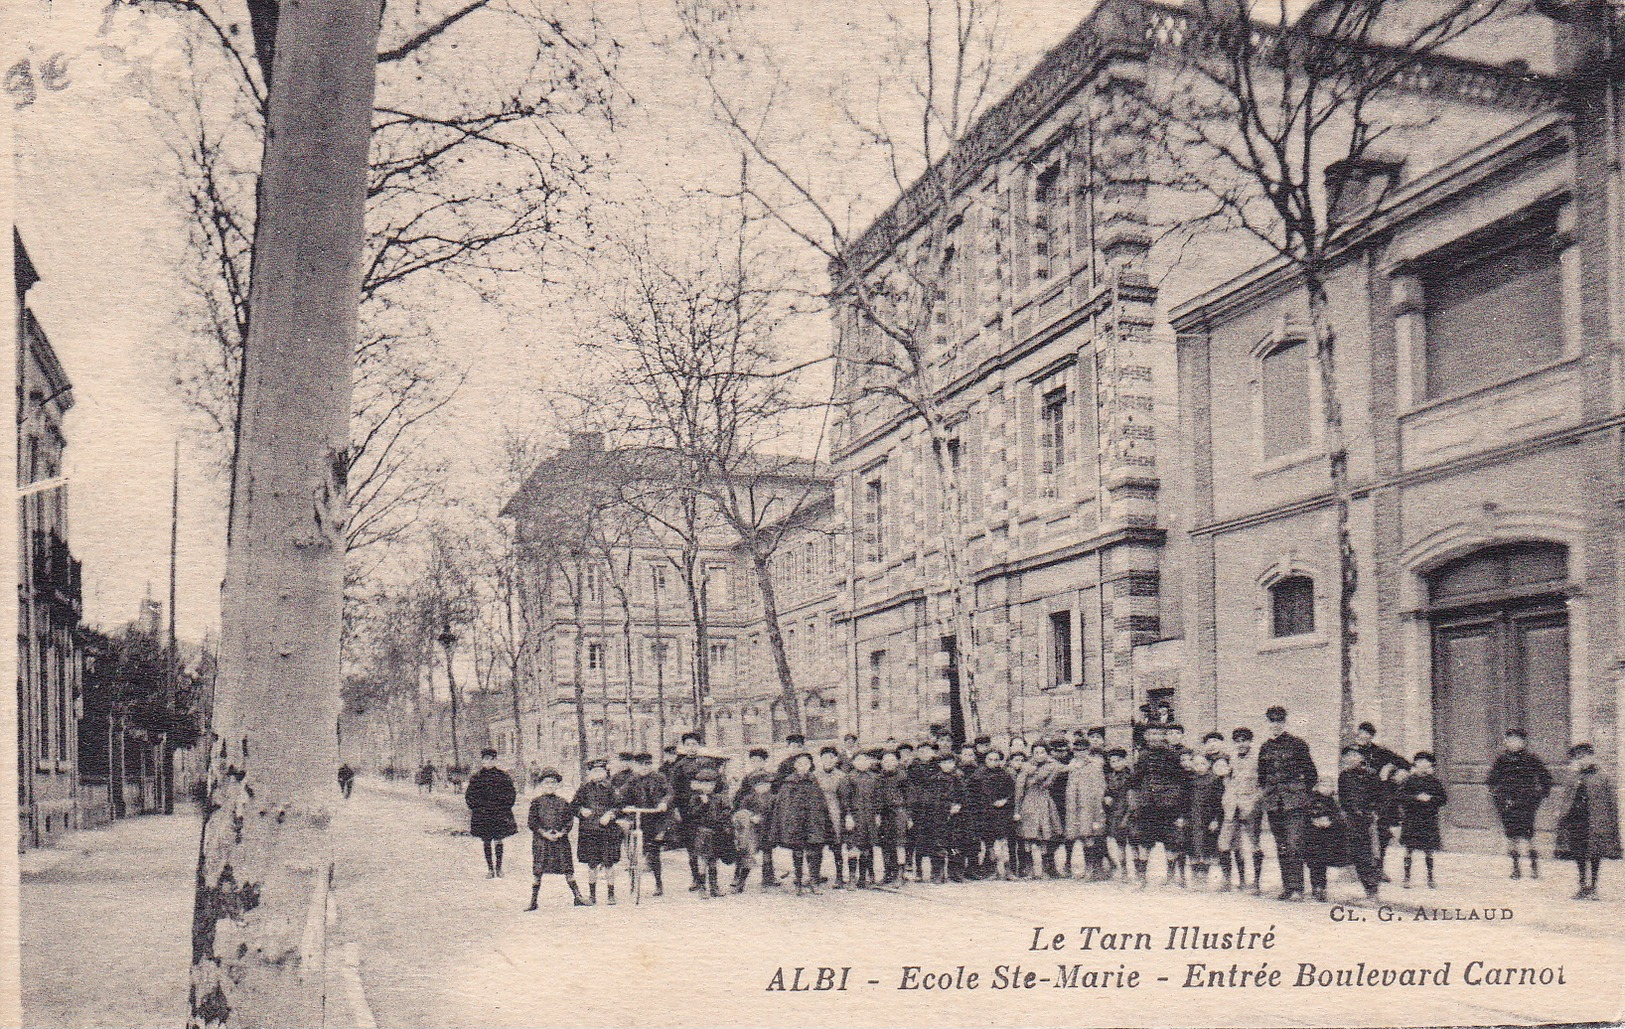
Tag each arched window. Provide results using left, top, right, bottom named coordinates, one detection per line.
left=1270, top=576, right=1316, bottom=638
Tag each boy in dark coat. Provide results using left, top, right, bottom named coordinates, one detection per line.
left=526, top=768, right=587, bottom=909
left=1397, top=751, right=1447, bottom=889
left=1487, top=729, right=1554, bottom=880
left=1304, top=776, right=1350, bottom=903
left=573, top=758, right=624, bottom=905
left=839, top=750, right=885, bottom=887
left=1556, top=743, right=1621, bottom=899
left=620, top=752, right=674, bottom=897
left=1104, top=748, right=1135, bottom=883
left=686, top=766, right=734, bottom=898
left=733, top=761, right=776, bottom=892
left=773, top=753, right=832, bottom=895
left=915, top=751, right=967, bottom=884
left=905, top=741, right=937, bottom=880
left=466, top=749, right=518, bottom=878
left=978, top=750, right=1018, bottom=880
left=877, top=750, right=911, bottom=885
left=1132, top=727, right=1191, bottom=889
left=1336, top=746, right=1384, bottom=898
left=1188, top=752, right=1225, bottom=889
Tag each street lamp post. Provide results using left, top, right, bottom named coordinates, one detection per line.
left=439, top=626, right=462, bottom=772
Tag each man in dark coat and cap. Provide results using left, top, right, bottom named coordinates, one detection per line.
left=466, top=748, right=519, bottom=878
left=1258, top=706, right=1317, bottom=901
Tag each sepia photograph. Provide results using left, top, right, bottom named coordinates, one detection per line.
left=4, top=0, right=1625, bottom=1024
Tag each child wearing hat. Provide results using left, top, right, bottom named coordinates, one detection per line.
left=732, top=750, right=777, bottom=892
left=573, top=758, right=623, bottom=905
left=686, top=766, right=734, bottom=898
left=1556, top=743, right=1621, bottom=899
left=1396, top=751, right=1447, bottom=888
left=526, top=768, right=587, bottom=909
left=772, top=752, right=833, bottom=895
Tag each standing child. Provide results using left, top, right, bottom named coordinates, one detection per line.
left=1487, top=729, right=1554, bottom=880
left=1555, top=743, right=1621, bottom=899
left=1397, top=752, right=1447, bottom=889
left=978, top=750, right=1018, bottom=880
left=1103, top=748, right=1135, bottom=883
left=840, top=750, right=885, bottom=888
left=877, top=750, right=911, bottom=885
left=732, top=750, right=775, bottom=892
left=686, top=767, right=734, bottom=898
left=1063, top=746, right=1108, bottom=880
left=572, top=758, right=623, bottom=905
left=1303, top=775, right=1350, bottom=903
left=772, top=752, right=832, bottom=895
left=1336, top=746, right=1384, bottom=899
left=526, top=768, right=588, bottom=909
left=1188, top=752, right=1225, bottom=890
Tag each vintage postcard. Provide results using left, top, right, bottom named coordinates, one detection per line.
left=5, top=0, right=1625, bottom=1025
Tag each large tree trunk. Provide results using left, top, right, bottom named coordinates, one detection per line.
left=571, top=586, right=589, bottom=779
left=445, top=650, right=462, bottom=771
left=188, top=1, right=381, bottom=1025
left=1307, top=273, right=1358, bottom=745
left=747, top=549, right=804, bottom=737
left=680, top=551, right=710, bottom=738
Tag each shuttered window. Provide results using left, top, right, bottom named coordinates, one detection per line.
left=1423, top=229, right=1561, bottom=399
left=1260, top=339, right=1311, bottom=459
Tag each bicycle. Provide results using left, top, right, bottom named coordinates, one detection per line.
left=621, top=807, right=658, bottom=905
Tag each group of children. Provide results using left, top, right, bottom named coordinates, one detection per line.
left=514, top=720, right=1621, bottom=909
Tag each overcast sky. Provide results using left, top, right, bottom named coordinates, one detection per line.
left=6, top=0, right=1094, bottom=637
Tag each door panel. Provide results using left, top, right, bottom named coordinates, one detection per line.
left=1513, top=613, right=1569, bottom=831
left=1433, top=622, right=1502, bottom=833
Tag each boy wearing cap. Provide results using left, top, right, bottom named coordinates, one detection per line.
left=733, top=750, right=777, bottom=892
left=1396, top=751, right=1447, bottom=888
left=1227, top=728, right=1264, bottom=893
left=905, top=741, right=937, bottom=880
left=773, top=752, right=832, bottom=895
left=814, top=746, right=850, bottom=887
left=466, top=748, right=519, bottom=879
left=840, top=750, right=884, bottom=887
left=1487, top=729, right=1554, bottom=880
left=877, top=749, right=911, bottom=885
left=1103, top=747, right=1134, bottom=882
left=977, top=750, right=1017, bottom=880
left=1556, top=742, right=1621, bottom=899
left=915, top=750, right=966, bottom=883
left=686, top=766, right=734, bottom=898
left=620, top=752, right=675, bottom=897
left=573, top=758, right=624, bottom=905
left=526, top=768, right=588, bottom=909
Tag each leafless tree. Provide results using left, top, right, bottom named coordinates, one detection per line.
left=676, top=0, right=1005, bottom=739
left=152, top=0, right=620, bottom=571
left=1135, top=0, right=1531, bottom=740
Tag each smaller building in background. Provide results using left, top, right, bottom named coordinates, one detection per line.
left=15, top=230, right=86, bottom=849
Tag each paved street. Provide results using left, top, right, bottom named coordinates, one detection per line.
left=20, top=780, right=1625, bottom=1027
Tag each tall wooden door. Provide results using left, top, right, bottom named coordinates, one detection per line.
left=1428, top=543, right=1570, bottom=840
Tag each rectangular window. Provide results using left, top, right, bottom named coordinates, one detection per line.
left=863, top=469, right=887, bottom=564
left=1260, top=340, right=1312, bottom=460
left=1032, top=162, right=1063, bottom=283
left=586, top=641, right=605, bottom=672
left=1422, top=225, right=1561, bottom=399
left=1039, top=386, right=1067, bottom=495
left=869, top=649, right=886, bottom=710
left=584, top=563, right=604, bottom=604
left=649, top=562, right=668, bottom=598
left=1049, top=610, right=1074, bottom=687
left=709, top=641, right=730, bottom=683
left=706, top=564, right=731, bottom=609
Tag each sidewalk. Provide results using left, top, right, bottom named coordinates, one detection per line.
left=20, top=809, right=198, bottom=1028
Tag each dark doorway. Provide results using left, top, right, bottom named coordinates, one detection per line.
left=1428, top=542, right=1570, bottom=839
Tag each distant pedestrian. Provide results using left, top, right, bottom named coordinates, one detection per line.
left=1556, top=743, right=1620, bottom=900
left=337, top=763, right=355, bottom=799
left=525, top=768, right=587, bottom=909
left=465, top=749, right=518, bottom=879
left=1397, top=751, right=1447, bottom=889
left=1487, top=729, right=1553, bottom=880
left=1258, top=706, right=1316, bottom=901
left=416, top=762, right=435, bottom=794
